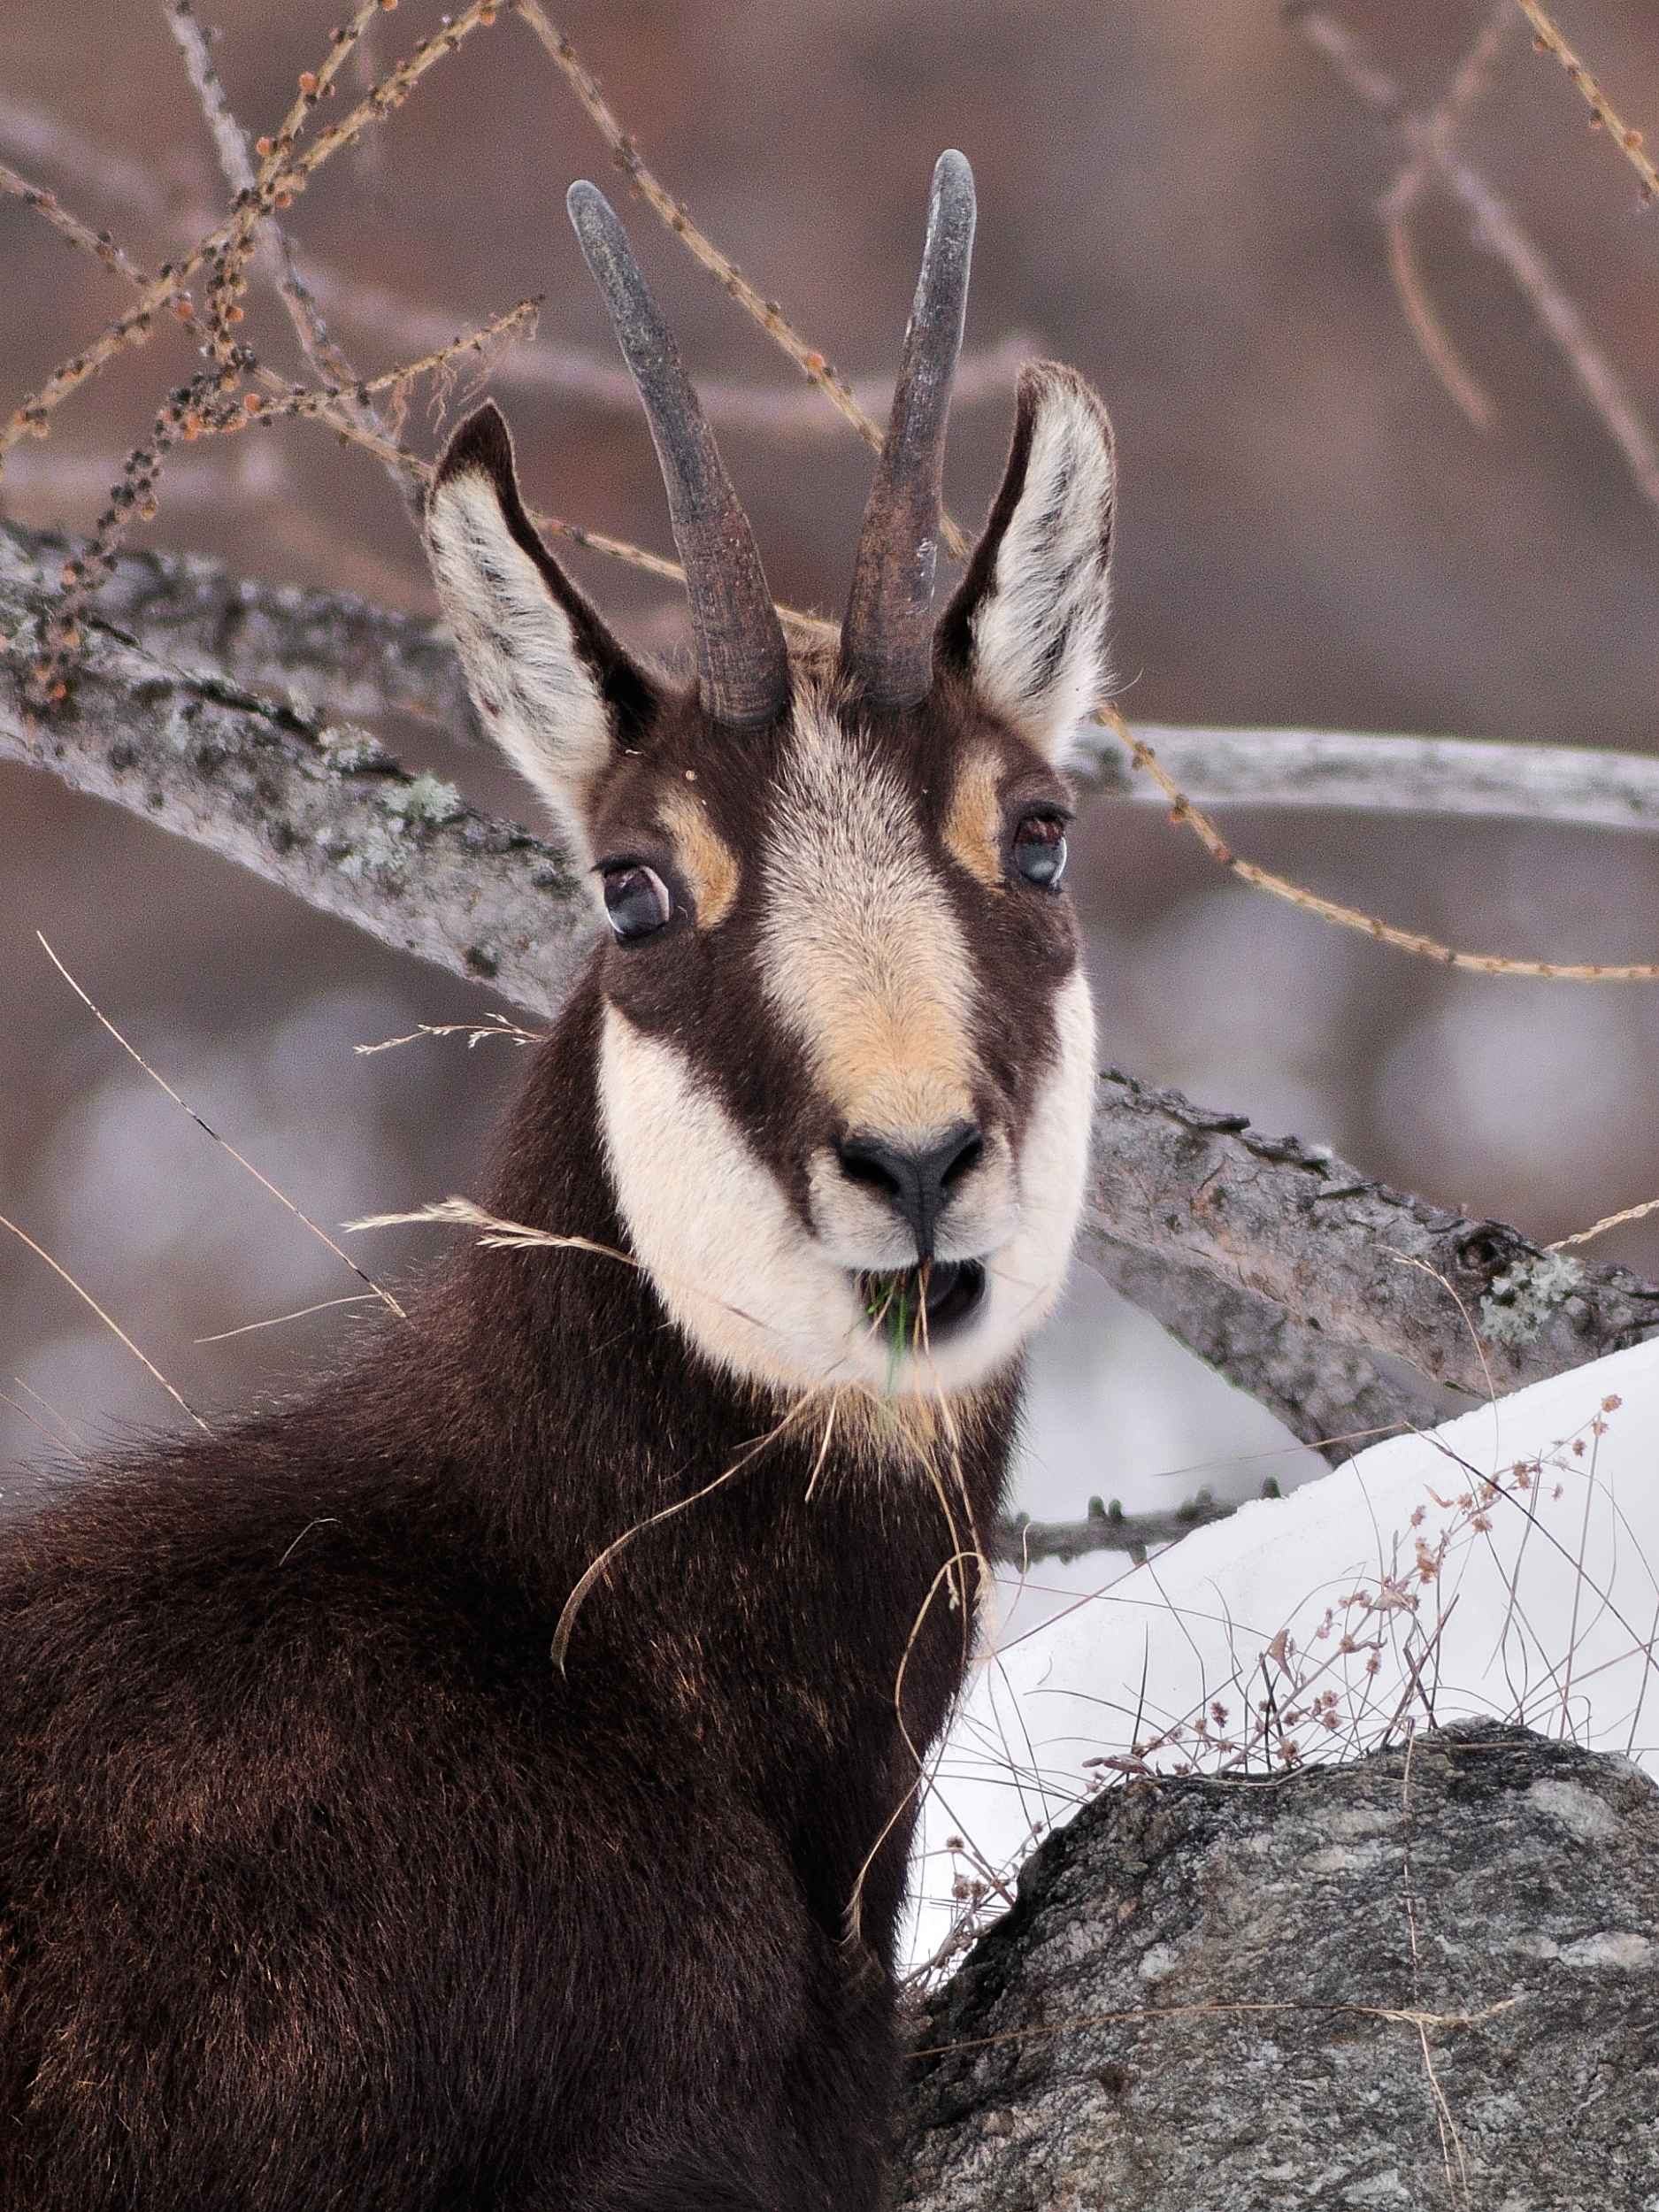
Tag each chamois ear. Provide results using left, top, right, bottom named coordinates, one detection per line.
left=425, top=402, right=658, bottom=860
left=935, top=361, right=1115, bottom=767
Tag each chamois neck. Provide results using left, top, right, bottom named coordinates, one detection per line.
left=406, top=966, right=775, bottom=1566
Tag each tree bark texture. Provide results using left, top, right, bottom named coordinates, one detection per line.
left=4, top=522, right=1658, bottom=1457
left=897, top=1724, right=1659, bottom=2209
left=1078, top=718, right=1659, bottom=834
left=0, top=521, right=589, bottom=1015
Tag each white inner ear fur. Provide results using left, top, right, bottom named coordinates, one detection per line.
left=968, top=383, right=1115, bottom=770
left=426, top=471, right=613, bottom=866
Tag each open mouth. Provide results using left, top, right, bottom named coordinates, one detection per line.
left=859, top=1259, right=987, bottom=1352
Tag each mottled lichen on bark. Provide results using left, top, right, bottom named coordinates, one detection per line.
left=897, top=1725, right=1659, bottom=2210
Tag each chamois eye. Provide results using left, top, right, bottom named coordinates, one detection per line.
left=1011, top=812, right=1068, bottom=888
left=602, top=864, right=673, bottom=941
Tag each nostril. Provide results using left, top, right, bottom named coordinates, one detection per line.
left=837, top=1123, right=983, bottom=1260
left=837, top=1142, right=905, bottom=1200
left=939, top=1127, right=983, bottom=1188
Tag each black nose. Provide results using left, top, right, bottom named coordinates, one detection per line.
left=837, top=1122, right=983, bottom=1260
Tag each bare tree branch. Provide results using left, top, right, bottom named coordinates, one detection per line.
left=1085, top=1232, right=1455, bottom=1462
left=12, top=521, right=480, bottom=733
left=1085, top=1071, right=1659, bottom=1411
left=991, top=1494, right=1244, bottom=1567
left=0, top=522, right=589, bottom=1010
left=20, top=527, right=1659, bottom=837
left=1079, top=718, right=1659, bottom=833
left=4, top=525, right=1655, bottom=1490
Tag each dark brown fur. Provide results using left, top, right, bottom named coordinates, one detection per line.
left=0, top=963, right=1016, bottom=2210
left=0, top=248, right=1114, bottom=2191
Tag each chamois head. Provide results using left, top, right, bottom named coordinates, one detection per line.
left=425, top=154, right=1114, bottom=1402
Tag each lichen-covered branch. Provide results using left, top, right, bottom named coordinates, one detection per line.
left=46, top=522, right=484, bottom=739
left=4, top=522, right=1656, bottom=1475
left=898, top=1726, right=1659, bottom=2208
left=1083, top=1073, right=1659, bottom=1423
left=0, top=523, right=588, bottom=1012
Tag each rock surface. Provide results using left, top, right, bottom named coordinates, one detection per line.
left=897, top=1725, right=1659, bottom=2208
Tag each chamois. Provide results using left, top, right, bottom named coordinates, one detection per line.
left=0, top=152, right=1115, bottom=2210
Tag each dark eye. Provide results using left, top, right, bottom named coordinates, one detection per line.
left=1011, top=812, right=1068, bottom=888
left=602, top=864, right=673, bottom=941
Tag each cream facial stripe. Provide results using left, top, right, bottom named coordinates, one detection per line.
left=654, top=785, right=741, bottom=930
left=758, top=707, right=979, bottom=1144
left=596, top=982, right=1095, bottom=1404
left=941, top=744, right=1006, bottom=890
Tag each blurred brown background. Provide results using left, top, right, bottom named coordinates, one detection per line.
left=4, top=0, right=1659, bottom=1522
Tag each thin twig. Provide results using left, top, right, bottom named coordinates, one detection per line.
left=1289, top=5, right=1659, bottom=518
left=1513, top=0, right=1659, bottom=202
left=1382, top=219, right=1496, bottom=433
left=1, top=0, right=500, bottom=465
left=0, top=159, right=155, bottom=288
left=1110, top=707, right=1659, bottom=979
left=1379, top=3, right=1514, bottom=430
left=508, top=0, right=971, bottom=558
left=165, top=0, right=410, bottom=498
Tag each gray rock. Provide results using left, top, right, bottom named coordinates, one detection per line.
left=897, top=1724, right=1659, bottom=2209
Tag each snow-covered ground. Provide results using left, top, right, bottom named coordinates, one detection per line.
left=907, top=1333, right=1659, bottom=1978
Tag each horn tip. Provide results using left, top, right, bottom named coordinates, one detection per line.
left=932, top=149, right=974, bottom=205
left=566, top=178, right=618, bottom=246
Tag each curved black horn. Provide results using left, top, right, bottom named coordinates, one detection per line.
left=566, top=181, right=790, bottom=732
left=841, top=150, right=976, bottom=712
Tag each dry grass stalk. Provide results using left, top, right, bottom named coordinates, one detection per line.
left=355, top=1016, right=549, bottom=1056
left=549, top=1392, right=828, bottom=1672
left=195, top=1294, right=380, bottom=1345
left=1399, top=1732, right=1473, bottom=2208
left=1514, top=0, right=1659, bottom=202
left=1550, top=1194, right=1659, bottom=1250
left=0, top=1387, right=88, bottom=1466
left=1108, top=706, right=1659, bottom=979
left=0, top=1210, right=208, bottom=1433
left=38, top=933, right=407, bottom=1320
left=905, top=1991, right=1521, bottom=2062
